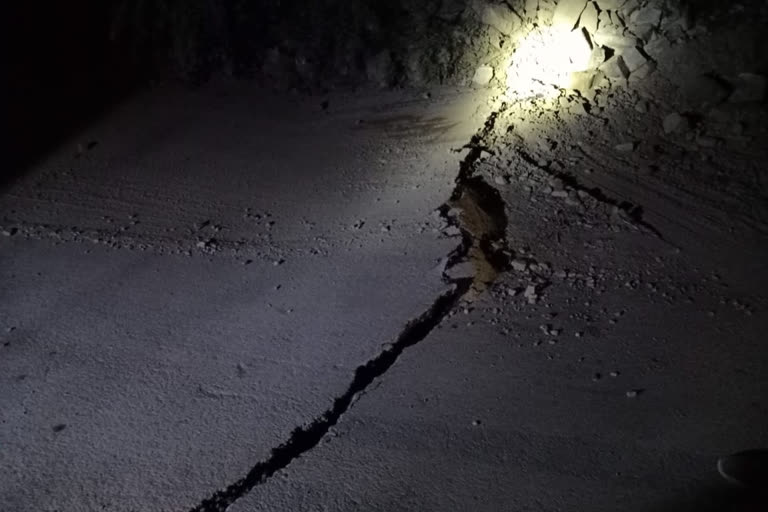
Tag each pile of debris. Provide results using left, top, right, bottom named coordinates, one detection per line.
left=108, top=0, right=767, bottom=98
left=468, top=0, right=695, bottom=94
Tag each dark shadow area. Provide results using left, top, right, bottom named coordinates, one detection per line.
left=3, top=2, right=142, bottom=191
left=653, top=484, right=766, bottom=512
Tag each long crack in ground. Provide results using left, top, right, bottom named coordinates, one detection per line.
left=187, top=104, right=510, bottom=512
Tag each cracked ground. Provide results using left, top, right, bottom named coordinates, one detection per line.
left=3, top=19, right=768, bottom=512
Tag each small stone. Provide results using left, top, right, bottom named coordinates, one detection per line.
left=626, top=389, right=643, bottom=398
left=609, top=371, right=620, bottom=377
left=472, top=419, right=482, bottom=426
left=551, top=190, right=569, bottom=198
left=615, top=142, right=636, bottom=152
left=473, top=65, right=495, bottom=86
left=494, top=175, right=508, bottom=185
left=443, top=226, right=462, bottom=237
left=663, top=113, right=689, bottom=134
left=511, top=259, right=528, bottom=272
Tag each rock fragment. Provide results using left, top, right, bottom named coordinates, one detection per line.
left=662, top=113, right=689, bottom=134
left=473, top=65, right=495, bottom=86
left=600, top=56, right=630, bottom=80
left=474, top=0, right=523, bottom=36
left=614, top=141, right=636, bottom=152
left=620, top=47, right=648, bottom=74
left=579, top=2, right=599, bottom=34
left=552, top=0, right=587, bottom=29
left=524, top=284, right=539, bottom=304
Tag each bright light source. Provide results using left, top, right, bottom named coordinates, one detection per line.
left=506, top=26, right=592, bottom=99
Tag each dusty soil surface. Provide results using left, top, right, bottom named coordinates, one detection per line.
left=2, top=1, right=767, bottom=511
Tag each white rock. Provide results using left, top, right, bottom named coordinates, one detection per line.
left=552, top=0, right=587, bottom=29
left=494, top=175, right=508, bottom=185
left=579, top=1, right=599, bottom=34
left=473, top=65, right=495, bottom=86
left=523, top=285, right=538, bottom=304
left=511, top=259, right=528, bottom=272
